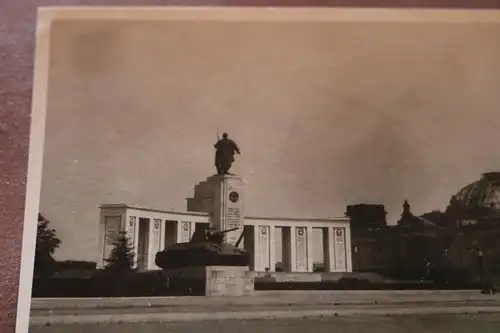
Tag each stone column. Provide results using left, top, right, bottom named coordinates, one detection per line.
left=306, top=226, right=314, bottom=272
left=252, top=226, right=259, bottom=271
left=175, top=221, right=181, bottom=243
left=146, top=217, right=153, bottom=270
left=97, top=212, right=106, bottom=269
left=177, top=221, right=192, bottom=243
left=290, top=226, right=297, bottom=272
left=256, top=225, right=270, bottom=272
left=149, top=218, right=162, bottom=270
left=333, top=227, right=347, bottom=272
left=345, top=226, right=353, bottom=272
left=251, top=226, right=259, bottom=271
left=125, top=215, right=138, bottom=269
left=160, top=220, right=167, bottom=249
left=135, top=216, right=146, bottom=270
left=269, top=225, right=277, bottom=272
left=295, top=226, right=307, bottom=272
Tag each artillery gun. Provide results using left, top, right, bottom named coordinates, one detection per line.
left=155, top=225, right=251, bottom=270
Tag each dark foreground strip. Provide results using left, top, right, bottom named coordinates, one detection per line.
left=30, top=305, right=500, bottom=326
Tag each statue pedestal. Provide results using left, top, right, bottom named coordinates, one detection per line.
left=163, top=266, right=255, bottom=297
left=187, top=174, right=245, bottom=245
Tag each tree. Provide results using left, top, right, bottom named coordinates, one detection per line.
left=34, top=214, right=62, bottom=277
left=104, top=231, right=135, bottom=273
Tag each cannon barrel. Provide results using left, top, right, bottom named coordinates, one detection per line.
left=218, top=227, right=239, bottom=234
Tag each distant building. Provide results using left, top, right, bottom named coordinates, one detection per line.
left=346, top=204, right=388, bottom=231
left=351, top=172, right=500, bottom=277
left=447, top=172, right=500, bottom=227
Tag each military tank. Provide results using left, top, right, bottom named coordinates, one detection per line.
left=155, top=225, right=251, bottom=269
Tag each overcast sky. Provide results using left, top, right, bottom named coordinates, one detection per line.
left=40, top=19, right=500, bottom=260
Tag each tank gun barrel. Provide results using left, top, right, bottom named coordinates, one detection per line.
left=219, top=227, right=239, bottom=234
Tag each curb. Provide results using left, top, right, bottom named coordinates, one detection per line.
left=30, top=306, right=500, bottom=326
left=30, top=291, right=499, bottom=310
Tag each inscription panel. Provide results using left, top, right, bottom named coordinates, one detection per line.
left=295, top=227, right=307, bottom=272
left=258, top=226, right=270, bottom=271
left=334, top=228, right=346, bottom=271
left=152, top=219, right=162, bottom=255
left=127, top=216, right=136, bottom=249
left=223, top=179, right=244, bottom=244
left=180, top=221, right=191, bottom=243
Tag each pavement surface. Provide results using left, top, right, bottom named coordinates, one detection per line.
left=30, top=313, right=500, bottom=333
left=31, top=290, right=500, bottom=309
left=29, top=290, right=500, bottom=326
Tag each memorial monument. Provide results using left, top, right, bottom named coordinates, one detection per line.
left=156, top=133, right=254, bottom=296
left=187, top=132, right=245, bottom=244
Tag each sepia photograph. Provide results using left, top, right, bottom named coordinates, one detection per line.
left=21, top=6, right=500, bottom=333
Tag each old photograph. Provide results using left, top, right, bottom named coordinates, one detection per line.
left=24, top=6, right=500, bottom=333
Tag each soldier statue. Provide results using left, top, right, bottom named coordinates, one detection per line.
left=214, top=132, right=241, bottom=175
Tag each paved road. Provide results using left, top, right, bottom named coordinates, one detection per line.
left=32, top=290, right=500, bottom=310
left=30, top=290, right=500, bottom=326
left=30, top=300, right=500, bottom=316
left=30, top=313, right=500, bottom=333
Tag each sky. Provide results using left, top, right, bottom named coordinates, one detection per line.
left=39, top=18, right=500, bottom=261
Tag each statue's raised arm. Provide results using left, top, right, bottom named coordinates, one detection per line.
left=214, top=132, right=241, bottom=175
left=233, top=141, right=241, bottom=155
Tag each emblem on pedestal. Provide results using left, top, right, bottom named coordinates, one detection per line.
left=336, top=229, right=343, bottom=237
left=183, top=223, right=189, bottom=231
left=229, top=191, right=239, bottom=203
left=297, top=227, right=304, bottom=236
left=260, top=226, right=267, bottom=235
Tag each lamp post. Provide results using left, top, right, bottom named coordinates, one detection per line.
left=477, top=248, right=484, bottom=286
left=353, top=245, right=359, bottom=271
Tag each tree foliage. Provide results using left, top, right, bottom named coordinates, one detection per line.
left=34, top=214, right=62, bottom=277
left=104, top=231, right=136, bottom=273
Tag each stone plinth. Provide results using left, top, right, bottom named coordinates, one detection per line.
left=186, top=197, right=213, bottom=213
left=163, top=266, right=255, bottom=297
left=186, top=176, right=217, bottom=213
left=187, top=174, right=245, bottom=244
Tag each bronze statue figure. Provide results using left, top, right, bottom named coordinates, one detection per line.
left=214, top=132, right=241, bottom=175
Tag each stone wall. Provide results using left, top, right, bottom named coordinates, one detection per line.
left=162, top=265, right=255, bottom=297
left=205, top=266, right=254, bottom=297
